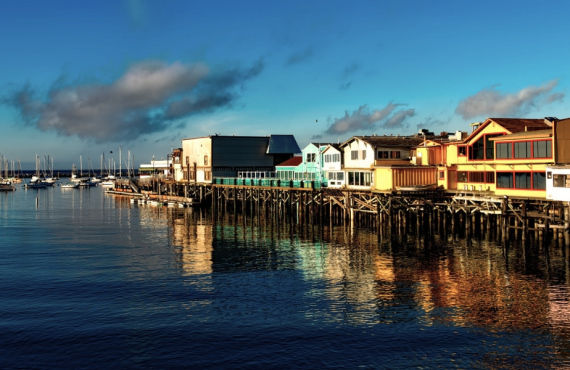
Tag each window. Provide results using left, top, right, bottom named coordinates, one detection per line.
left=324, top=153, right=340, bottom=163
left=351, top=150, right=358, bottom=160
left=362, top=150, right=366, bottom=160
left=485, top=135, right=497, bottom=159
left=205, top=171, right=211, bottom=181
left=554, top=174, right=567, bottom=188
left=533, top=172, right=546, bottom=190
left=469, top=136, right=485, bottom=160
left=306, top=153, right=316, bottom=162
left=485, top=172, right=495, bottom=184
left=457, top=171, right=468, bottom=182
left=515, top=172, right=531, bottom=189
left=347, top=171, right=371, bottom=186
left=204, top=155, right=208, bottom=166
left=533, top=140, right=552, bottom=158
left=514, top=141, right=531, bottom=158
left=328, top=171, right=344, bottom=181
left=496, top=143, right=512, bottom=159
left=469, top=172, right=485, bottom=183
left=458, top=146, right=467, bottom=156
left=391, top=151, right=401, bottom=159
left=439, top=171, right=445, bottom=180
left=497, top=172, right=513, bottom=188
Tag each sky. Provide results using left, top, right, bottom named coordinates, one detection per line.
left=1, top=0, right=570, bottom=169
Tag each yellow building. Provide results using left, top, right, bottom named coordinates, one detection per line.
left=423, top=118, right=558, bottom=199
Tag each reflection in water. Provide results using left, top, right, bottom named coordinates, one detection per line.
left=1, top=186, right=569, bottom=367
left=145, top=209, right=570, bottom=364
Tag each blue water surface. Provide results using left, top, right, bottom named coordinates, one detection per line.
left=0, top=186, right=568, bottom=368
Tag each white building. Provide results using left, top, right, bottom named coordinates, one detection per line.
left=139, top=159, right=172, bottom=179
left=322, top=144, right=344, bottom=188
left=546, top=166, right=570, bottom=201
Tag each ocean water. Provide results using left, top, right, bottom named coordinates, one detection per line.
left=0, top=185, right=568, bottom=368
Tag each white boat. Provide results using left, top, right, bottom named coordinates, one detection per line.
left=61, top=183, right=79, bottom=189
left=100, top=180, right=115, bottom=188
left=0, top=181, right=15, bottom=192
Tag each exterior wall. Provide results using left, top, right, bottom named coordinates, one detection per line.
left=181, top=137, right=212, bottom=183
left=322, top=146, right=343, bottom=187
left=415, top=143, right=445, bottom=166
left=322, top=146, right=341, bottom=172
left=295, top=143, right=326, bottom=181
left=374, top=168, right=393, bottom=191
left=554, top=119, right=570, bottom=164
left=374, top=167, right=437, bottom=191
left=343, top=139, right=375, bottom=169
left=453, top=163, right=547, bottom=198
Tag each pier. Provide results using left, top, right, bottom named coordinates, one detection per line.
left=110, top=178, right=570, bottom=250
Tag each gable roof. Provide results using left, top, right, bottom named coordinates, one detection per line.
left=276, top=156, right=302, bottom=167
left=489, top=118, right=551, bottom=133
left=464, top=118, right=552, bottom=143
left=341, top=135, right=423, bottom=148
left=266, top=135, right=301, bottom=154
left=322, top=143, right=341, bottom=153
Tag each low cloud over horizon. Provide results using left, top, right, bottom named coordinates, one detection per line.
left=455, top=80, right=564, bottom=119
left=2, top=59, right=263, bottom=142
left=324, top=103, right=415, bottom=135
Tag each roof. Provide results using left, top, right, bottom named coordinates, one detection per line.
left=488, top=129, right=552, bottom=141
left=489, top=118, right=552, bottom=133
left=462, top=118, right=553, bottom=144
left=275, top=156, right=302, bottom=167
left=322, top=143, right=341, bottom=153
left=342, top=135, right=424, bottom=148
left=266, top=135, right=301, bottom=154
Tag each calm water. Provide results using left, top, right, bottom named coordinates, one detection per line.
left=0, top=185, right=569, bottom=368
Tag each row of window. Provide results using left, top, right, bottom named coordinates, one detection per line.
left=459, top=137, right=552, bottom=160
left=350, top=150, right=367, bottom=160
left=349, top=150, right=403, bottom=160
left=496, top=140, right=552, bottom=159
left=456, top=171, right=495, bottom=184
left=454, top=170, right=546, bottom=190
left=306, top=153, right=316, bottom=162
left=276, top=170, right=318, bottom=180
left=324, top=153, right=341, bottom=163
left=347, top=171, right=372, bottom=186
left=377, top=150, right=401, bottom=159
left=496, top=171, right=546, bottom=190
left=327, top=171, right=344, bottom=181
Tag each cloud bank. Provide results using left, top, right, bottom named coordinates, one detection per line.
left=455, top=80, right=564, bottom=119
left=325, top=103, right=414, bottom=135
left=3, top=60, right=263, bottom=142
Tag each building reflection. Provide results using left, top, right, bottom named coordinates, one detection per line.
left=149, top=208, right=569, bottom=359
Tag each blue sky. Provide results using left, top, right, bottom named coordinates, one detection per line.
left=1, top=0, right=570, bottom=169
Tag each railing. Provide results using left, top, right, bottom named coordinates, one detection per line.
left=213, top=177, right=328, bottom=189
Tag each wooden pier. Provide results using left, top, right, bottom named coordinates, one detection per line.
left=111, top=178, right=570, bottom=249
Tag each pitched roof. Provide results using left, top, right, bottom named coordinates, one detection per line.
left=276, top=156, right=302, bottom=167
left=266, top=135, right=301, bottom=154
left=489, top=118, right=551, bottom=133
left=488, top=129, right=552, bottom=141
left=322, top=143, right=341, bottom=153
left=342, top=135, right=424, bottom=148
